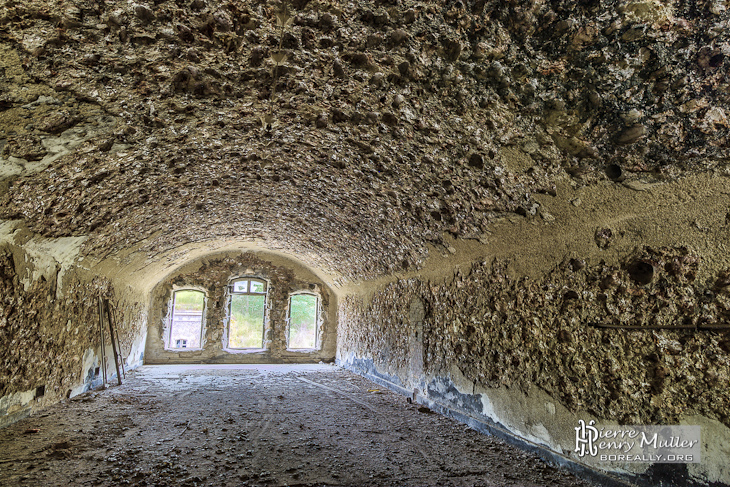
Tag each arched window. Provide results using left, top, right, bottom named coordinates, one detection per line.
left=227, top=278, right=267, bottom=349
left=287, top=293, right=319, bottom=350
left=168, top=290, right=205, bottom=349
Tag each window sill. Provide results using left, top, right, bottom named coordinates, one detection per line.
left=223, top=348, right=267, bottom=354
left=165, top=348, right=204, bottom=352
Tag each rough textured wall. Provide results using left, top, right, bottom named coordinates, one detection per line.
left=338, top=249, right=730, bottom=483
left=0, top=244, right=147, bottom=426
left=340, top=250, right=730, bottom=427
left=0, top=0, right=728, bottom=279
left=146, top=251, right=336, bottom=363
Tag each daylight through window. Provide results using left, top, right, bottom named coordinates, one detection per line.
left=168, top=290, right=205, bottom=349
left=288, top=293, right=318, bottom=349
left=228, top=279, right=267, bottom=349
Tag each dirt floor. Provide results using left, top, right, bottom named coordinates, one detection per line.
left=0, top=365, right=594, bottom=487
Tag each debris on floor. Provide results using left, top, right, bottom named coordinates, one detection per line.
left=0, top=365, right=593, bottom=487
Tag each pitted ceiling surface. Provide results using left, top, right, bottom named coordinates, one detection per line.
left=0, top=0, right=728, bottom=278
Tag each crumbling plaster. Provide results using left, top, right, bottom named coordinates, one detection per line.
left=0, top=219, right=147, bottom=427
left=337, top=207, right=730, bottom=485
left=1, top=0, right=729, bottom=280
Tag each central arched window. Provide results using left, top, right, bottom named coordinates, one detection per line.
left=227, top=278, right=267, bottom=349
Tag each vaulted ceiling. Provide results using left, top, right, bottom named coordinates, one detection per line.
left=1, top=0, right=728, bottom=280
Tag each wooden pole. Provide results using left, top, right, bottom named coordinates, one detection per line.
left=98, top=296, right=107, bottom=387
left=104, top=299, right=123, bottom=386
left=109, top=302, right=126, bottom=379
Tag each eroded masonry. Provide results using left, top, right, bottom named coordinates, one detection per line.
left=1, top=0, right=729, bottom=485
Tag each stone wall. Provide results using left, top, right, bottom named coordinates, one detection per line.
left=145, top=251, right=336, bottom=363
left=0, top=223, right=147, bottom=427
left=338, top=248, right=730, bottom=485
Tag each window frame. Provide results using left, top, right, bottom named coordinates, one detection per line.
left=166, top=288, right=206, bottom=351
left=224, top=277, right=269, bottom=351
left=286, top=291, right=320, bottom=351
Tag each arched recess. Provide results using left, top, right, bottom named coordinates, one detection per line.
left=144, top=249, right=337, bottom=364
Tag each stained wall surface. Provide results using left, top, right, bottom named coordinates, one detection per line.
left=339, top=245, right=730, bottom=485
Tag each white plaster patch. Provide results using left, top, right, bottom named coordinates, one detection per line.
left=546, top=401, right=556, bottom=415
left=478, top=389, right=557, bottom=450
left=127, top=330, right=147, bottom=368
left=70, top=348, right=101, bottom=398
left=23, top=235, right=87, bottom=296
left=0, top=157, right=24, bottom=179
left=0, top=388, right=35, bottom=415
left=68, top=384, right=89, bottom=398
left=684, top=415, right=730, bottom=484
left=1, top=118, right=116, bottom=182
left=81, top=347, right=97, bottom=379
left=524, top=423, right=558, bottom=451
left=0, top=220, right=22, bottom=245
left=479, top=392, right=500, bottom=424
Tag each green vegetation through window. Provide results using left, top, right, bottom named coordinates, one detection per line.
left=288, top=294, right=318, bottom=349
left=228, top=279, right=267, bottom=349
